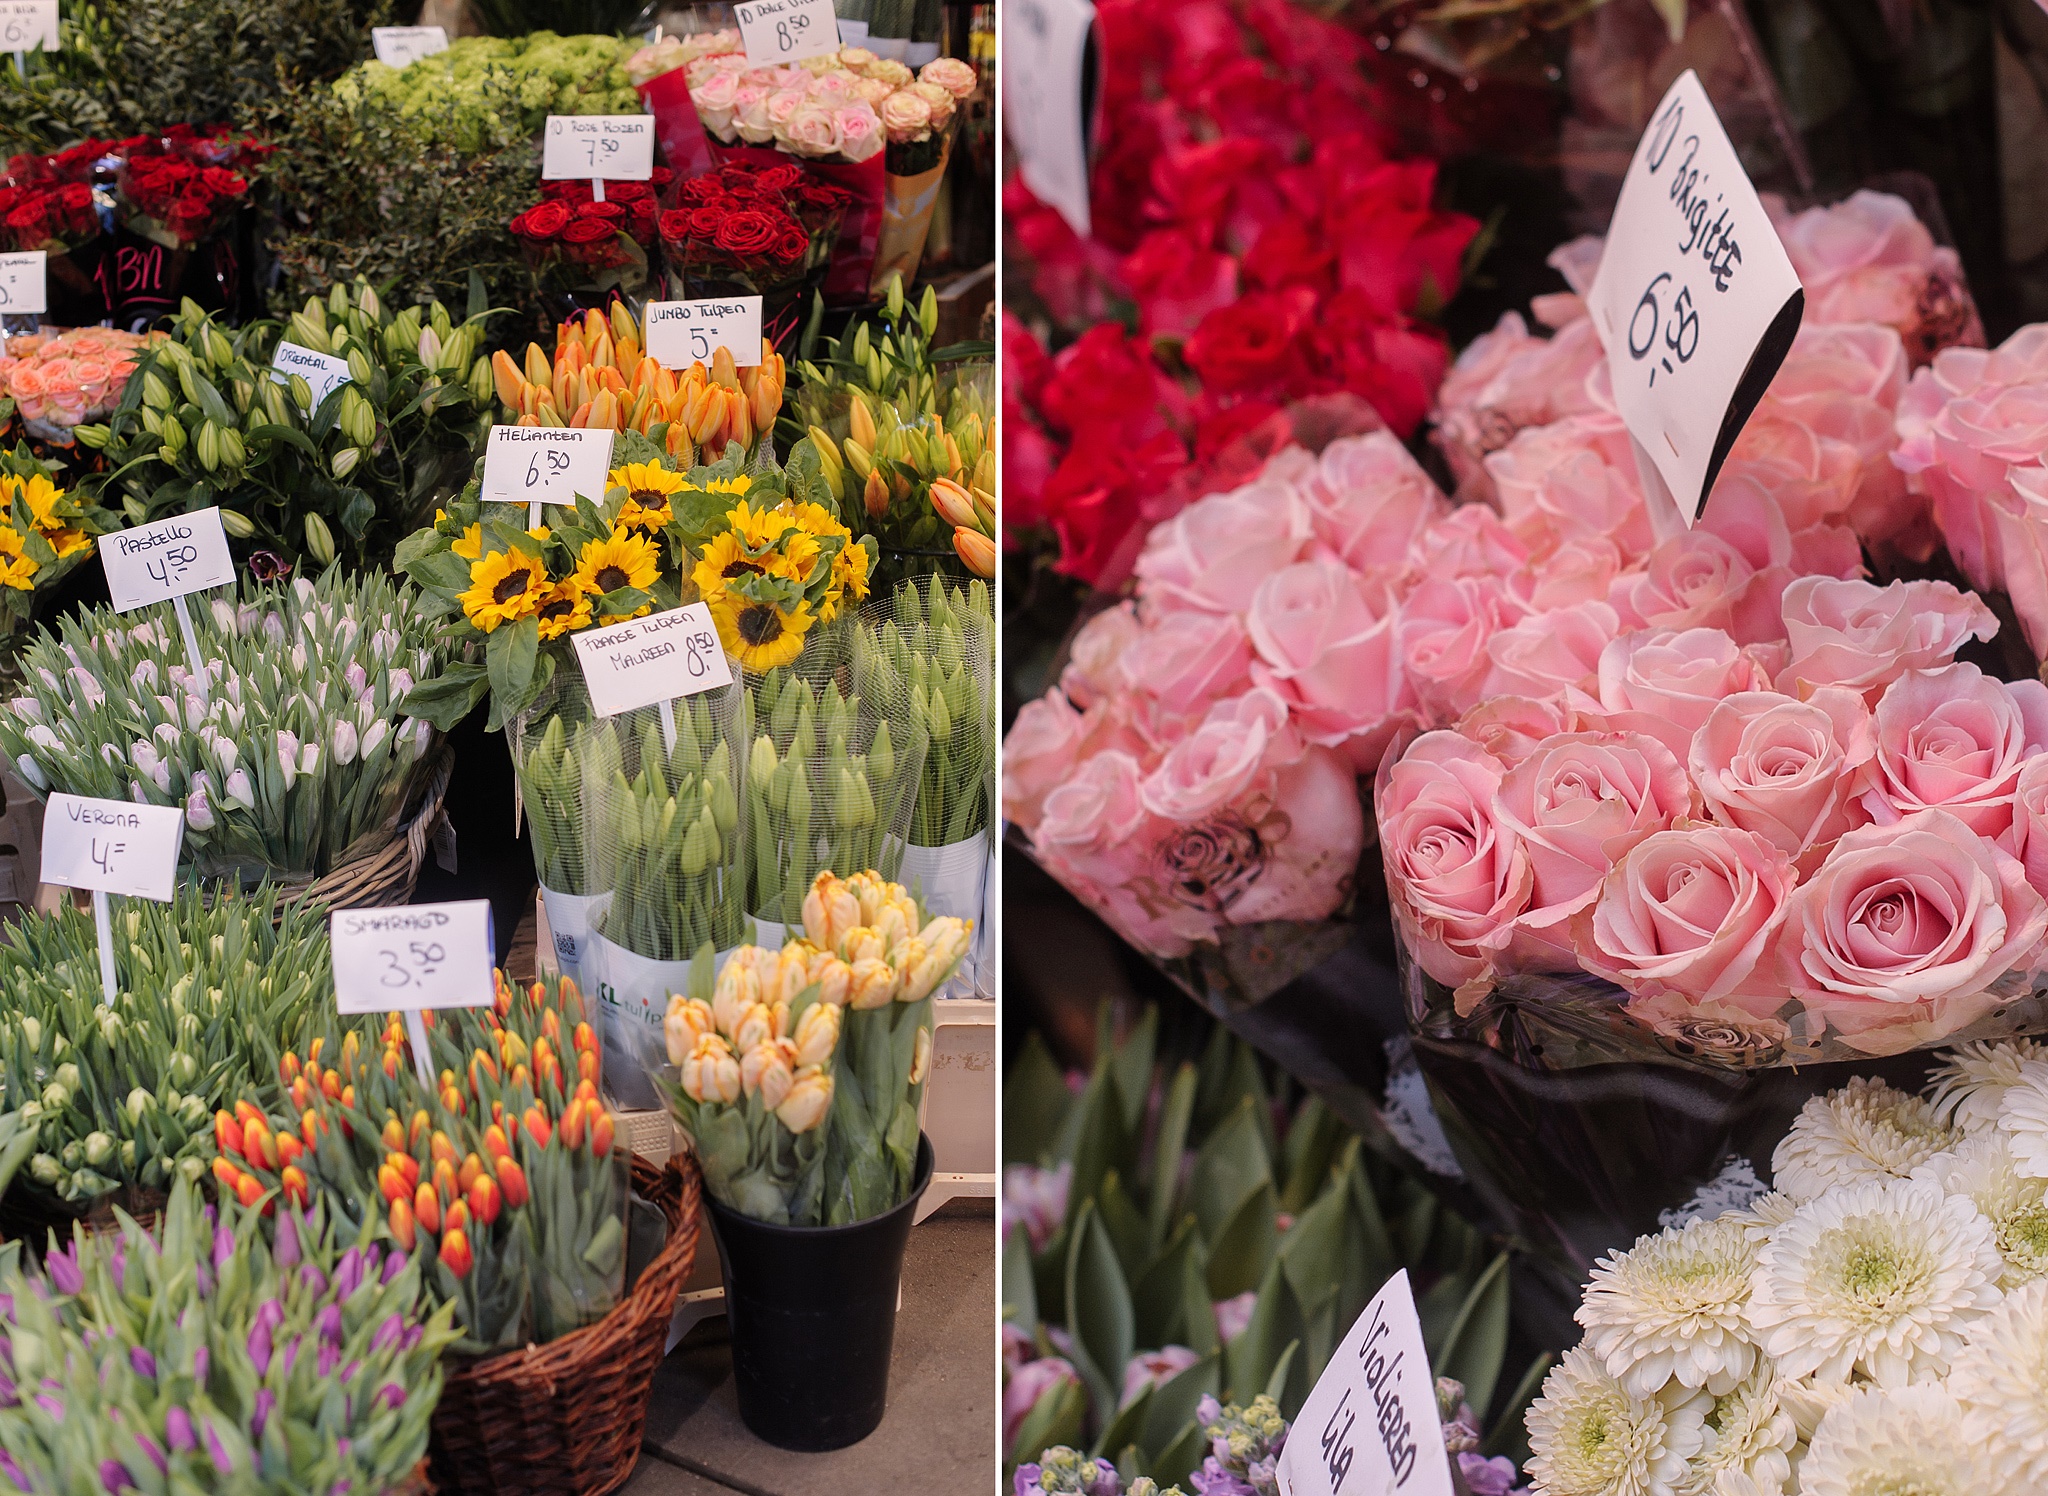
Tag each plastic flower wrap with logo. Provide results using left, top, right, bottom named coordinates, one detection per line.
left=0, top=445, right=117, bottom=656
left=215, top=972, right=631, bottom=1356
left=0, top=328, right=157, bottom=446
left=0, top=570, right=452, bottom=885
left=663, top=868, right=968, bottom=1225
left=0, top=1178, right=458, bottom=1496
left=0, top=886, right=328, bottom=1226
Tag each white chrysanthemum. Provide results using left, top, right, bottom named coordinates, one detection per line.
left=1673, top=1370, right=1797, bottom=1496
left=1771, top=1078, right=1958, bottom=1202
left=1578, top=1218, right=1759, bottom=1398
left=1770, top=1374, right=1852, bottom=1442
left=1726, top=1191, right=1800, bottom=1243
left=1913, top=1131, right=2048, bottom=1288
left=1525, top=1346, right=1709, bottom=1496
left=1746, top=1177, right=2002, bottom=1386
left=1797, top=1384, right=1995, bottom=1496
left=1994, top=1064, right=2048, bottom=1180
left=1927, top=1040, right=2048, bottom=1132
left=1949, top=1277, right=2048, bottom=1495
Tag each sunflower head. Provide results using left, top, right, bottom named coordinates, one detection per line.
left=712, top=587, right=816, bottom=673
left=457, top=545, right=549, bottom=633
left=727, top=499, right=793, bottom=550
left=535, top=576, right=596, bottom=641
left=573, top=527, right=662, bottom=623
left=611, top=462, right=686, bottom=532
left=781, top=499, right=850, bottom=542
left=451, top=523, right=484, bottom=562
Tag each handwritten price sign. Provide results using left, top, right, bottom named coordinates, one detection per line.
left=481, top=425, right=615, bottom=523
left=572, top=603, right=734, bottom=718
left=331, top=902, right=496, bottom=1015
left=270, top=340, right=352, bottom=409
left=371, top=25, right=448, bottom=67
left=734, top=0, right=841, bottom=65
left=644, top=297, right=763, bottom=370
left=1586, top=69, right=1803, bottom=528
left=100, top=508, right=235, bottom=613
left=0, top=2, right=58, bottom=53
left=0, top=251, right=45, bottom=315
left=41, top=795, right=185, bottom=902
left=541, top=115, right=655, bottom=182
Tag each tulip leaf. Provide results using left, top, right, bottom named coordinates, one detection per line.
left=1188, top=1098, right=1271, bottom=1241
left=1396, top=1187, right=1439, bottom=1266
left=1222, top=1256, right=1293, bottom=1403
left=1065, top=1200, right=1135, bottom=1426
left=1435, top=1253, right=1511, bottom=1418
left=1277, top=1177, right=1350, bottom=1321
left=1264, top=1338, right=1299, bottom=1405
left=1109, top=1004, right=1156, bottom=1136
left=1205, top=1181, right=1278, bottom=1302
left=1279, top=1096, right=1344, bottom=1215
left=1146, top=1063, right=1197, bottom=1255
left=1063, top=1068, right=1133, bottom=1241
left=1002, top=1223, right=1038, bottom=1334
left=1151, top=1419, right=1210, bottom=1490
left=399, top=661, right=489, bottom=731
left=1141, top=1351, right=1219, bottom=1457
left=1130, top=1216, right=1198, bottom=1351
left=1007, top=1374, right=1087, bottom=1475
left=1345, top=1146, right=1398, bottom=1288
left=1097, top=1170, right=1149, bottom=1284
left=1180, top=1243, right=1218, bottom=1358
left=1417, top=1261, right=1478, bottom=1362
left=1485, top=1351, right=1554, bottom=1463
left=1092, top=1382, right=1151, bottom=1462
left=1191, top=1022, right=1237, bottom=1134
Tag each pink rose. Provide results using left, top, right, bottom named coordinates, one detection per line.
left=765, top=88, right=806, bottom=127
left=1482, top=600, right=1620, bottom=704
left=1863, top=663, right=2048, bottom=839
left=1689, top=688, right=1875, bottom=863
left=1992, top=467, right=2048, bottom=661
left=1378, top=731, right=1532, bottom=985
left=1122, top=609, right=1253, bottom=720
left=1302, top=430, right=1446, bottom=574
left=1609, top=530, right=1768, bottom=643
left=1140, top=692, right=1293, bottom=823
left=1493, top=730, right=1695, bottom=958
left=1503, top=536, right=1623, bottom=615
left=1592, top=628, right=1777, bottom=753
left=1406, top=502, right=1529, bottom=582
left=1777, top=575, right=1999, bottom=701
left=733, top=88, right=776, bottom=142
left=834, top=105, right=884, bottom=161
left=1213, top=744, right=1365, bottom=927
left=1059, top=603, right=1141, bottom=708
left=692, top=72, right=741, bottom=134
left=1135, top=472, right=1313, bottom=616
left=1773, top=190, right=1983, bottom=364
left=1454, top=696, right=1575, bottom=766
left=1035, top=750, right=1214, bottom=959
left=2010, top=754, right=2048, bottom=901
left=1433, top=313, right=1603, bottom=500
left=1777, top=809, right=2046, bottom=1053
left=1038, top=749, right=1154, bottom=855
left=781, top=104, right=844, bottom=157
left=1484, top=414, right=1651, bottom=564
left=1400, top=575, right=1519, bottom=722
left=1573, top=824, right=1795, bottom=1006
left=878, top=90, right=932, bottom=142
left=1245, top=559, right=1416, bottom=766
left=1747, top=322, right=1915, bottom=543
left=1002, top=689, right=1089, bottom=832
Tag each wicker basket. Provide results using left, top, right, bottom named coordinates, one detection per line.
left=425, top=1153, right=701, bottom=1496
left=286, top=746, right=454, bottom=911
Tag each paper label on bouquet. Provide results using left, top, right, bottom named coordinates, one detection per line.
left=101, top=508, right=235, bottom=612
left=0, top=252, right=45, bottom=315
left=0, top=2, right=58, bottom=52
left=270, top=341, right=352, bottom=408
left=734, top=0, right=841, bottom=65
left=644, top=297, right=763, bottom=369
left=1003, top=0, right=1095, bottom=237
left=371, top=25, right=448, bottom=67
left=541, top=115, right=656, bottom=181
left=481, top=425, right=614, bottom=511
left=1586, top=69, right=1803, bottom=528
left=572, top=603, right=733, bottom=718
left=41, top=795, right=184, bottom=901
left=331, top=901, right=496, bottom=1014
left=1275, top=1272, right=1453, bottom=1496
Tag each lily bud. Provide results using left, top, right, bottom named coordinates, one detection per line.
left=953, top=527, right=995, bottom=578
left=862, top=467, right=889, bottom=519
left=303, top=513, right=337, bottom=567
left=929, top=476, right=979, bottom=530
left=848, top=391, right=877, bottom=450
left=330, top=446, right=361, bottom=479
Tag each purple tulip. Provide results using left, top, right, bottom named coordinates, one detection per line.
left=317, top=1343, right=340, bottom=1379
left=0, top=1448, right=23, bottom=1487
left=196, top=1263, right=214, bottom=1297
left=133, top=1432, right=167, bottom=1476
left=300, top=1264, right=328, bottom=1297
left=165, top=1407, right=195, bottom=1453
left=362, top=1245, right=383, bottom=1280
left=0, top=1369, right=17, bottom=1406
left=45, top=1245, right=82, bottom=1295
left=251, top=1389, right=276, bottom=1441
left=371, top=1314, right=404, bottom=1354
left=254, top=1301, right=284, bottom=1336
left=212, top=1224, right=235, bottom=1272
left=400, top=1325, right=422, bottom=1351
left=128, top=1347, right=156, bottom=1380
left=333, top=1248, right=363, bottom=1300
left=315, top=1305, right=344, bottom=1348
left=106, top=1247, right=125, bottom=1289
left=247, top=1322, right=272, bottom=1376
left=192, top=1346, right=209, bottom=1386
left=376, top=1384, right=405, bottom=1413
left=203, top=1203, right=217, bottom=1230
left=274, top=1210, right=300, bottom=1270
left=0, top=1291, right=13, bottom=1317
left=98, top=1458, right=133, bottom=1493
left=341, top=1360, right=360, bottom=1383
left=202, top=1414, right=236, bottom=1474
left=34, top=1394, right=62, bottom=1421
left=381, top=1251, right=406, bottom=1286
left=277, top=1336, right=300, bottom=1377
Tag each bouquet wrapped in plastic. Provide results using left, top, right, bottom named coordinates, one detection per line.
left=508, top=174, right=669, bottom=305
left=658, top=162, right=849, bottom=347
left=0, top=329, right=156, bottom=445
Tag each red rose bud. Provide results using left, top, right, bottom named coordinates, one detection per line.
left=388, top=1196, right=415, bottom=1251
left=440, top=1227, right=473, bottom=1278
left=214, top=1110, right=244, bottom=1159
left=413, top=1181, right=440, bottom=1237
left=468, top=1174, right=502, bottom=1226
left=495, top=1158, right=529, bottom=1209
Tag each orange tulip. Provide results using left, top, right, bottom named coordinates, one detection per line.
left=280, top=1166, right=310, bottom=1208
left=414, top=1181, right=441, bottom=1237
left=389, top=1195, right=416, bottom=1251
left=522, top=1106, right=551, bottom=1150
left=484, top=1124, right=512, bottom=1162
left=378, top=1164, right=408, bottom=1204
left=275, top=1133, right=303, bottom=1169
left=468, top=1174, right=503, bottom=1226
left=953, top=527, right=995, bottom=579
left=429, top=1131, right=456, bottom=1167
left=211, top=1157, right=242, bottom=1193
left=458, top=1152, right=484, bottom=1193
left=558, top=1098, right=587, bottom=1151
left=386, top=1151, right=420, bottom=1192
left=302, top=1109, right=325, bottom=1148
left=590, top=1110, right=615, bottom=1158
left=381, top=1116, right=405, bottom=1152
left=495, top=1158, right=529, bottom=1209
left=577, top=1050, right=598, bottom=1084
left=234, top=1098, right=264, bottom=1128
left=243, top=1118, right=278, bottom=1171
left=289, top=1076, right=310, bottom=1111
left=408, top=1109, right=430, bottom=1148
left=444, top=1199, right=471, bottom=1237
left=214, top=1110, right=244, bottom=1159
left=320, top=1071, right=342, bottom=1101
left=440, top=1227, right=473, bottom=1278
left=432, top=1158, right=458, bottom=1203
left=572, top=1021, right=596, bottom=1055
left=233, top=1172, right=265, bottom=1210
left=573, top=1078, right=597, bottom=1105
left=280, top=1052, right=301, bottom=1084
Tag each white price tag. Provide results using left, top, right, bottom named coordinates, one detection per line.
left=0, top=252, right=45, bottom=315
left=481, top=425, right=616, bottom=515
left=0, top=1, right=58, bottom=52
left=734, top=0, right=842, bottom=64
left=101, top=508, right=236, bottom=613
left=572, top=603, right=734, bottom=718
left=1586, top=69, right=1804, bottom=528
left=1002, top=0, right=1095, bottom=236
left=40, top=795, right=185, bottom=902
left=541, top=115, right=656, bottom=182
left=645, top=297, right=763, bottom=370
left=270, top=340, right=352, bottom=409
left=331, top=901, right=496, bottom=1015
left=371, top=25, right=449, bottom=67
left=1275, top=1272, right=1454, bottom=1496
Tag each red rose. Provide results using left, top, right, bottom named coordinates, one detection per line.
left=657, top=208, right=691, bottom=244
left=1181, top=288, right=1313, bottom=393
left=712, top=209, right=782, bottom=258
left=686, top=206, right=725, bottom=241
left=5, top=200, right=45, bottom=232
left=560, top=217, right=616, bottom=245
left=199, top=167, right=247, bottom=199
left=578, top=198, right=627, bottom=223
left=797, top=182, right=848, bottom=211
left=1123, top=227, right=1238, bottom=339
left=772, top=228, right=808, bottom=264
left=519, top=200, right=572, bottom=239
left=754, top=163, right=803, bottom=194
left=56, top=183, right=91, bottom=213
left=606, top=181, right=650, bottom=204
left=649, top=167, right=674, bottom=190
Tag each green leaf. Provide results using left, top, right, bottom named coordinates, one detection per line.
left=1146, top=1063, right=1197, bottom=1258
left=467, top=268, right=487, bottom=324
left=405, top=547, right=473, bottom=596
left=1204, top=1182, right=1278, bottom=1302
left=399, top=663, right=488, bottom=731
left=1065, top=1201, right=1135, bottom=1428
left=1222, top=1256, right=1292, bottom=1403
left=243, top=422, right=321, bottom=460
left=1141, top=1352, right=1219, bottom=1458
left=1485, top=1351, right=1554, bottom=1464
left=1097, top=1171, right=1148, bottom=1285
left=1396, top=1188, right=1439, bottom=1267
left=1006, top=1375, right=1086, bottom=1474
left=1263, top=1339, right=1299, bottom=1404
left=1434, top=1253, right=1511, bottom=1418
left=1346, top=1149, right=1398, bottom=1289
left=1187, top=1097, right=1271, bottom=1241
left=1130, top=1217, right=1199, bottom=1351
left=1277, top=1179, right=1349, bottom=1321
left=1063, top=1069, right=1133, bottom=1240
left=1278, top=1096, right=1344, bottom=1215
left=1091, top=1383, right=1150, bottom=1463
left=1002, top=1222, right=1037, bottom=1334
left=1150, top=1419, right=1209, bottom=1491
left=1109, top=1004, right=1156, bottom=1137
left=1180, top=1244, right=1218, bottom=1358
left=483, top=614, right=541, bottom=729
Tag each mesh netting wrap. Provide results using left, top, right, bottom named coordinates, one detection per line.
left=508, top=668, right=604, bottom=981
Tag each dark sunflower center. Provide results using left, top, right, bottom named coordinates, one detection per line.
left=539, top=596, right=576, bottom=621
left=630, top=488, right=665, bottom=507
left=736, top=603, right=783, bottom=645
left=594, top=565, right=629, bottom=592
left=492, top=569, right=534, bottom=605
left=722, top=558, right=762, bottom=579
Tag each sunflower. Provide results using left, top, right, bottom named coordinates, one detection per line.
left=457, top=546, right=548, bottom=632
left=690, top=530, right=816, bottom=604
left=683, top=474, right=752, bottom=498
left=535, top=576, right=596, bottom=641
left=711, top=591, right=815, bottom=672
left=572, top=527, right=661, bottom=623
left=781, top=498, right=851, bottom=542
left=610, top=462, right=685, bottom=532
left=0, top=527, right=37, bottom=591
left=451, top=523, right=483, bottom=561
left=727, top=499, right=793, bottom=549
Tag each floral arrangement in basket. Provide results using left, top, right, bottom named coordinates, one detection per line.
left=507, top=171, right=671, bottom=300
left=0, top=328, right=156, bottom=444
left=1524, top=1042, right=2048, bottom=1496
left=0, top=1180, right=456, bottom=1494
left=658, top=161, right=849, bottom=304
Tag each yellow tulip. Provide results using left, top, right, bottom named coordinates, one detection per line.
left=681, top=1034, right=741, bottom=1105
left=841, top=926, right=886, bottom=966
left=664, top=995, right=716, bottom=1067
left=740, top=1038, right=797, bottom=1107
left=775, top=1066, right=834, bottom=1133
left=792, top=1002, right=841, bottom=1067
left=802, top=950, right=852, bottom=1009
left=733, top=1002, right=774, bottom=1054
left=910, top=1025, right=932, bottom=1086
left=802, top=871, right=860, bottom=952
left=712, top=960, right=762, bottom=1041
left=901, top=917, right=972, bottom=1000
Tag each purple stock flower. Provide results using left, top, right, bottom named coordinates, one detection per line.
left=97, top=1458, right=133, bottom=1493
left=247, top=1322, right=272, bottom=1376
left=252, top=1389, right=276, bottom=1441
left=274, top=1211, right=300, bottom=1270
left=371, top=1315, right=404, bottom=1354
left=1189, top=1465, right=1256, bottom=1496
left=133, top=1432, right=167, bottom=1476
left=128, top=1347, right=156, bottom=1380
left=376, top=1384, right=405, bottom=1413
left=45, top=1245, right=82, bottom=1296
left=1012, top=1465, right=1044, bottom=1496
left=334, top=1249, right=363, bottom=1300
left=1457, top=1454, right=1522, bottom=1496
left=164, top=1408, right=195, bottom=1452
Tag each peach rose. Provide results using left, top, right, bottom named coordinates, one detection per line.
left=919, top=56, right=977, bottom=98
left=1689, top=688, right=1875, bottom=864
left=1134, top=471, right=1313, bottom=616
left=1573, top=824, right=1796, bottom=1006
left=1377, top=731, right=1531, bottom=985
left=1398, top=575, right=1520, bottom=723
left=834, top=105, right=884, bottom=162
left=1246, top=559, right=1416, bottom=767
left=1777, top=810, right=2046, bottom=1054
left=1120, top=609, right=1252, bottom=720
left=1591, top=628, right=1776, bottom=751
left=692, top=72, right=742, bottom=134
left=1863, top=663, right=2048, bottom=840
left=1481, top=600, right=1620, bottom=704
left=878, top=90, right=932, bottom=142
left=1777, top=575, right=1999, bottom=701
left=782, top=104, right=844, bottom=156
left=1303, top=430, right=1445, bottom=575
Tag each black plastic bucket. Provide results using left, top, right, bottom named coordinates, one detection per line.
left=704, top=1133, right=935, bottom=1451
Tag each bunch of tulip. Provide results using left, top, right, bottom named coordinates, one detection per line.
left=0, top=571, right=451, bottom=883
left=857, top=575, right=993, bottom=849
left=740, top=666, right=923, bottom=927
left=0, top=1181, right=458, bottom=1496
left=793, top=276, right=995, bottom=583
left=0, top=445, right=118, bottom=644
left=683, top=488, right=876, bottom=673
left=517, top=707, right=603, bottom=898
left=0, top=886, right=327, bottom=1214
left=75, top=284, right=497, bottom=570
left=486, top=301, right=784, bottom=466
left=215, top=973, right=628, bottom=1355
left=665, top=869, right=967, bottom=1224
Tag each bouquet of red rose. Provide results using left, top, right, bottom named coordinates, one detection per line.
left=0, top=180, right=98, bottom=255
left=115, top=151, right=251, bottom=251
left=509, top=172, right=669, bottom=301
left=657, top=162, right=838, bottom=311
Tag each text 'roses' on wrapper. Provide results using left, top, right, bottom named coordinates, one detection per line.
left=1276, top=1271, right=1454, bottom=1496
left=331, top=900, right=496, bottom=1087
left=40, top=794, right=186, bottom=1006
left=1001, top=0, right=1096, bottom=237
left=481, top=424, right=615, bottom=528
left=733, top=0, right=841, bottom=67
left=645, top=298, right=763, bottom=370
left=1586, top=68, right=1804, bottom=533
left=571, top=603, right=734, bottom=741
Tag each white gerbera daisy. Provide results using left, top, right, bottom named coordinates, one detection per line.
left=1949, top=1277, right=2048, bottom=1495
left=1994, top=1065, right=2048, bottom=1180
left=1746, top=1177, right=2002, bottom=1387
left=1674, top=1369, right=1797, bottom=1496
left=1525, top=1346, right=1710, bottom=1496
left=1913, top=1131, right=2048, bottom=1288
left=1578, top=1218, right=1759, bottom=1398
left=1797, top=1383, right=1994, bottom=1496
left=1771, top=1078, right=1957, bottom=1202
left=1927, top=1040, right=2048, bottom=1132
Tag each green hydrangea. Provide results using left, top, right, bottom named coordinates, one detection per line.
left=330, top=30, right=636, bottom=149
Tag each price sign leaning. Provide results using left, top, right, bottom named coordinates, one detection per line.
left=0, top=1, right=58, bottom=52
left=733, top=0, right=841, bottom=65
left=480, top=425, right=615, bottom=513
left=540, top=115, right=656, bottom=182
left=1585, top=69, right=1804, bottom=527
left=331, top=901, right=496, bottom=1015
left=100, top=508, right=236, bottom=613
left=370, top=24, right=448, bottom=67
left=1001, top=0, right=1096, bottom=237
left=270, top=340, right=352, bottom=409
left=41, top=795, right=185, bottom=903
left=644, top=297, right=763, bottom=370
left=571, top=603, right=735, bottom=719
left=0, top=251, right=46, bottom=315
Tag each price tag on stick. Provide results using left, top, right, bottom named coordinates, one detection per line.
left=1002, top=0, right=1096, bottom=236
left=541, top=115, right=655, bottom=203
left=733, top=0, right=842, bottom=65
left=332, top=901, right=497, bottom=1088
left=1275, top=1271, right=1454, bottom=1496
left=270, top=340, right=352, bottom=408
left=645, top=298, right=763, bottom=370
left=100, top=508, right=236, bottom=705
left=481, top=425, right=616, bottom=529
left=41, top=794, right=186, bottom=1006
left=0, top=252, right=46, bottom=316
left=371, top=25, right=449, bottom=67
left=0, top=1, right=58, bottom=72
left=1586, top=69, right=1804, bottom=533
left=572, top=603, right=734, bottom=749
